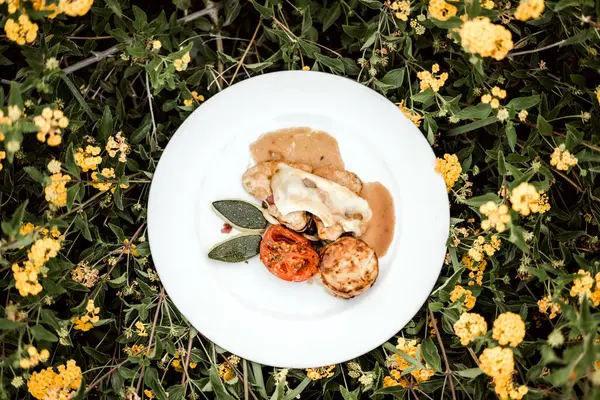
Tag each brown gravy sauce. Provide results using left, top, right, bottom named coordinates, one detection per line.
left=250, top=127, right=344, bottom=169
left=360, top=182, right=395, bottom=257
left=250, top=127, right=395, bottom=257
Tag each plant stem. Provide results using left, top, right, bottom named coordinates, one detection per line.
left=229, top=17, right=262, bottom=86
left=429, top=308, right=457, bottom=400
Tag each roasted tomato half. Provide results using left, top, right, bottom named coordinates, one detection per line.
left=260, top=225, right=319, bottom=282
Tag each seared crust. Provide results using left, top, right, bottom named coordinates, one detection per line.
left=312, top=167, right=362, bottom=194
left=242, top=161, right=312, bottom=200
left=319, top=237, right=378, bottom=299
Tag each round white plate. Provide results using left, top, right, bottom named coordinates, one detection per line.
left=148, top=71, right=449, bottom=368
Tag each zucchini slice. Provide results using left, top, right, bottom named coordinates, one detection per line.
left=212, top=199, right=267, bottom=232
left=208, top=233, right=262, bottom=263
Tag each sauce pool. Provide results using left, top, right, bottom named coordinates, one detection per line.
left=360, top=182, right=395, bottom=258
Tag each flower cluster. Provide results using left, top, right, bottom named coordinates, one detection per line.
left=384, top=338, right=435, bottom=386
left=0, top=150, right=5, bottom=172
left=60, top=0, right=94, bottom=17
left=306, top=364, right=336, bottom=380
left=4, top=15, right=39, bottom=45
left=569, top=269, right=600, bottom=306
left=75, top=145, right=102, bottom=172
left=27, top=360, right=82, bottom=400
left=458, top=17, right=514, bottom=60
left=135, top=321, right=148, bottom=337
left=174, top=52, right=191, bottom=71
left=469, top=235, right=501, bottom=261
left=215, top=355, right=238, bottom=380
left=453, top=312, right=487, bottom=345
left=390, top=0, right=411, bottom=21
left=19, top=345, right=50, bottom=369
left=12, top=237, right=61, bottom=296
left=417, top=63, right=448, bottom=92
left=514, top=0, right=545, bottom=21
left=492, top=312, right=525, bottom=347
left=537, top=296, right=562, bottom=319
left=428, top=0, right=457, bottom=21
left=347, top=362, right=374, bottom=386
left=479, top=348, right=527, bottom=400
left=435, top=153, right=461, bottom=192
left=450, top=285, right=476, bottom=310
left=399, top=100, right=423, bottom=127
left=550, top=146, right=578, bottom=171
left=510, top=182, right=547, bottom=216
left=34, top=107, right=69, bottom=146
left=71, top=264, right=100, bottom=288
left=463, top=255, right=487, bottom=286
left=480, top=201, right=511, bottom=232
left=170, top=352, right=198, bottom=372
left=106, top=132, right=130, bottom=163
left=72, top=300, right=100, bottom=331
left=44, top=173, right=72, bottom=207
left=183, top=91, right=205, bottom=107
left=481, top=86, right=507, bottom=109
left=91, top=167, right=128, bottom=192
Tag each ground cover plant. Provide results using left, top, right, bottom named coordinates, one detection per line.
left=0, top=0, right=600, bottom=398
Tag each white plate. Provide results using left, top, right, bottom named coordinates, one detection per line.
left=148, top=71, right=449, bottom=368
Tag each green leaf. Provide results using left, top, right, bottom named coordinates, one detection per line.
left=167, top=384, right=186, bottom=400
left=251, top=0, right=274, bottom=19
left=322, top=3, right=341, bottom=32
left=61, top=75, right=95, bottom=120
left=31, top=325, right=59, bottom=342
left=0, top=318, right=21, bottom=330
left=1, top=200, right=28, bottom=239
left=132, top=6, right=148, bottom=31
left=507, top=94, right=540, bottom=110
left=455, top=103, right=491, bottom=120
left=509, top=224, right=529, bottom=253
left=209, top=365, right=234, bottom=399
left=430, top=16, right=463, bottom=29
left=284, top=377, right=311, bottom=400
left=8, top=81, right=23, bottom=109
left=421, top=338, right=442, bottom=372
left=447, top=116, right=497, bottom=135
left=464, top=193, right=500, bottom=207
left=74, top=214, right=92, bottom=241
left=24, top=166, right=45, bottom=184
left=99, top=106, right=113, bottom=141
left=105, top=0, right=123, bottom=17
left=456, top=368, right=483, bottom=378
left=343, top=24, right=367, bottom=38
left=498, top=150, right=506, bottom=175
left=360, top=31, right=378, bottom=50
left=339, top=386, right=359, bottom=400
left=108, top=273, right=128, bottom=288
left=554, top=0, right=578, bottom=10
left=358, top=0, right=382, bottom=9
left=83, top=347, right=110, bottom=363
left=379, top=68, right=405, bottom=89
left=315, top=54, right=344, bottom=72
left=223, top=0, right=241, bottom=26
left=172, top=0, right=190, bottom=10
left=536, top=115, right=552, bottom=136
left=506, top=122, right=517, bottom=152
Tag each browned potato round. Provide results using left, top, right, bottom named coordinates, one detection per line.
left=319, top=237, right=378, bottom=299
left=312, top=167, right=362, bottom=194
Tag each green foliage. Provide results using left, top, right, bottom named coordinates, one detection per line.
left=0, top=0, right=600, bottom=399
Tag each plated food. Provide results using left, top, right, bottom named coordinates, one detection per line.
left=207, top=127, right=395, bottom=299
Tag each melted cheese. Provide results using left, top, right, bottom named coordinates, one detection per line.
left=271, top=163, right=372, bottom=235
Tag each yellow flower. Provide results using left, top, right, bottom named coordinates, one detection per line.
left=174, top=52, right=191, bottom=71
left=106, top=132, right=129, bottom=163
left=306, top=365, right=335, bottom=380
left=481, top=0, right=494, bottom=9
left=450, top=285, right=476, bottom=310
left=152, top=40, right=162, bottom=50
left=428, top=0, right=457, bottom=21
left=493, top=374, right=528, bottom=400
left=550, top=147, right=577, bottom=171
left=59, top=0, right=94, bottom=17
left=0, top=150, right=5, bottom=172
left=47, top=160, right=62, bottom=174
left=183, top=99, right=193, bottom=107
left=536, top=192, right=551, bottom=213
left=73, top=300, right=100, bottom=330
left=8, top=105, right=21, bottom=121
left=481, top=94, right=492, bottom=104
left=479, top=347, right=514, bottom=380
left=123, top=239, right=140, bottom=256
left=191, top=91, right=204, bottom=102
left=411, top=365, right=436, bottom=382
left=518, top=110, right=528, bottom=122
left=514, top=0, right=544, bottom=21
left=144, top=389, right=155, bottom=399
left=569, top=269, right=600, bottom=306
left=491, top=86, right=507, bottom=99
left=71, top=264, right=100, bottom=288
left=91, top=167, right=127, bottom=192
left=537, top=296, right=562, bottom=319
left=453, top=312, right=487, bottom=345
left=417, top=65, right=448, bottom=92
left=4, top=0, right=20, bottom=14
left=4, top=15, right=39, bottom=45
left=32, top=0, right=61, bottom=18
left=27, top=360, right=82, bottom=400
left=34, top=107, right=68, bottom=146
left=399, top=100, right=424, bottom=127
left=74, top=145, right=102, bottom=172
left=597, top=87, right=600, bottom=105
left=135, top=321, right=148, bottom=337
left=510, top=182, right=539, bottom=216
left=392, top=0, right=411, bottom=21
left=45, top=173, right=71, bottom=207
left=480, top=201, right=511, bottom=232
left=302, top=65, right=310, bottom=71
left=492, top=312, right=525, bottom=347
left=483, top=234, right=501, bottom=257
left=435, top=153, right=461, bottom=192
left=458, top=17, right=514, bottom=60
left=383, top=372, right=407, bottom=387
